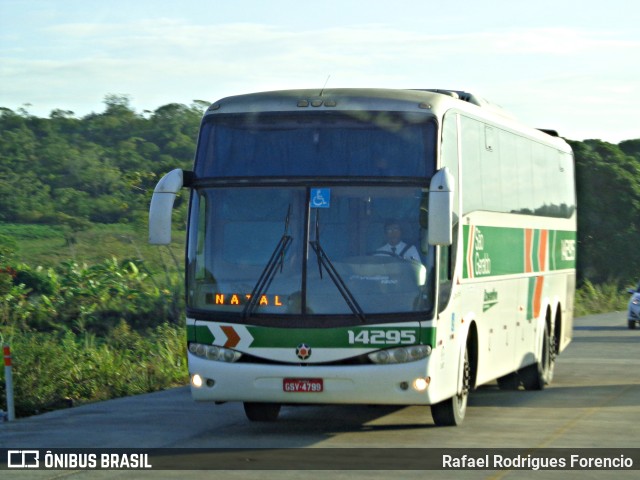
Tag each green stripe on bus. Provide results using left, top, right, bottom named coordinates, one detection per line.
left=188, top=323, right=436, bottom=349
left=527, top=276, right=536, bottom=320
left=463, top=225, right=575, bottom=279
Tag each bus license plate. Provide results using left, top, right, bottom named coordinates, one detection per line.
left=283, top=378, right=323, bottom=393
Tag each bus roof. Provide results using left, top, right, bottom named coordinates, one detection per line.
left=205, top=88, right=569, bottom=149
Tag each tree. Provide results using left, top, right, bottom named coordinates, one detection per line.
left=619, top=139, right=640, bottom=159
left=0, top=96, right=202, bottom=226
left=571, top=139, right=640, bottom=282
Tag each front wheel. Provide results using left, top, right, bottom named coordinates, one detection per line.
left=629, top=320, right=637, bottom=330
left=431, top=348, right=470, bottom=426
left=243, top=402, right=281, bottom=422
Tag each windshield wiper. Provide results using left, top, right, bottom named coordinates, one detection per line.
left=243, top=206, right=292, bottom=319
left=309, top=211, right=366, bottom=323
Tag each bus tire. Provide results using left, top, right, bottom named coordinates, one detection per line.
left=243, top=402, right=281, bottom=422
left=521, top=323, right=553, bottom=391
left=629, top=320, right=637, bottom=330
left=431, top=347, right=470, bottom=426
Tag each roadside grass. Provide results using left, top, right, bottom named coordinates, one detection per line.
left=1, top=322, right=187, bottom=417
left=3, top=222, right=185, bottom=272
left=1, top=222, right=188, bottom=417
left=574, top=279, right=631, bottom=317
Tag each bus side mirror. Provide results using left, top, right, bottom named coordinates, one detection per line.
left=428, top=167, right=454, bottom=246
left=149, top=169, right=191, bottom=245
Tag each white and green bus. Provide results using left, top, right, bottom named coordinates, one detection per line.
left=149, top=88, right=576, bottom=426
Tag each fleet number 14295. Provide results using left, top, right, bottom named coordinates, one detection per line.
left=347, top=329, right=416, bottom=345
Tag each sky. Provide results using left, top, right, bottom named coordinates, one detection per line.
left=1, top=0, right=639, bottom=143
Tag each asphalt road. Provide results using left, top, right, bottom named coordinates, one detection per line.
left=1, top=311, right=639, bottom=479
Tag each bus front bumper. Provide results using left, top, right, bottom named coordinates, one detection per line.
left=188, top=353, right=436, bottom=405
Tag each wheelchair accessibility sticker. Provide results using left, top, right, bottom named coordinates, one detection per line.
left=310, top=188, right=331, bottom=208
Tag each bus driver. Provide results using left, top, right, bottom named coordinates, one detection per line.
left=375, top=220, right=421, bottom=262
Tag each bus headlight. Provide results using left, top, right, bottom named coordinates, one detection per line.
left=189, top=343, right=242, bottom=363
left=368, top=345, right=432, bottom=364
left=412, top=377, right=430, bottom=391
left=192, top=374, right=203, bottom=388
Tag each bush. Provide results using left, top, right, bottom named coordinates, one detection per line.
left=13, top=267, right=56, bottom=295
left=0, top=258, right=183, bottom=335
left=574, top=280, right=629, bottom=317
left=0, top=323, right=187, bottom=417
left=0, top=254, right=187, bottom=417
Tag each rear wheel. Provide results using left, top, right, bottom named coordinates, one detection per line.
left=521, top=323, right=554, bottom=390
left=629, top=320, right=637, bottom=330
left=431, top=348, right=470, bottom=426
left=243, top=402, right=281, bottom=422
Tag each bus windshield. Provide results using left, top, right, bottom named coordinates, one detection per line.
left=194, top=112, right=436, bottom=178
left=187, top=186, right=433, bottom=324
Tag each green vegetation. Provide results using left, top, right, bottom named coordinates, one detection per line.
left=0, top=96, right=639, bottom=417
left=574, top=280, right=631, bottom=317
left=5, top=323, right=185, bottom=417
left=0, top=96, right=197, bottom=417
left=571, top=138, right=640, bottom=283
left=0, top=95, right=200, bottom=229
left=0, top=251, right=187, bottom=416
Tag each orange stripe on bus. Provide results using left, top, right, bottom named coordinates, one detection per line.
left=538, top=229, right=548, bottom=272
left=533, top=276, right=544, bottom=319
left=524, top=229, right=533, bottom=273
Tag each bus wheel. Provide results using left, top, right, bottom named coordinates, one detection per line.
left=629, top=320, right=637, bottom=330
left=243, top=402, right=281, bottom=422
left=431, top=348, right=470, bottom=426
left=521, top=323, right=553, bottom=390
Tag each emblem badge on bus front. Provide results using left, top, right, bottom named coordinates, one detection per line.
left=296, top=343, right=312, bottom=360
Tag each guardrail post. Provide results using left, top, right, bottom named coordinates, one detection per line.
left=3, top=344, right=15, bottom=421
